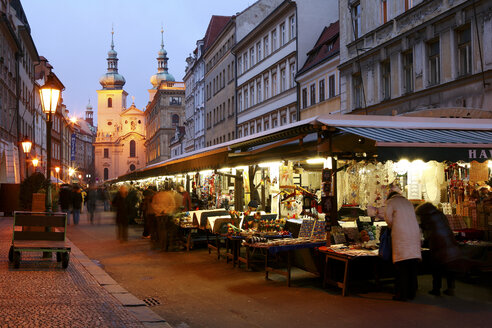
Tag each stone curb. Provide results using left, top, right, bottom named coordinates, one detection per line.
left=68, top=239, right=172, bottom=327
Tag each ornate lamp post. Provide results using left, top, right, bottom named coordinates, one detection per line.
left=39, top=75, right=61, bottom=212
left=21, top=137, right=32, bottom=179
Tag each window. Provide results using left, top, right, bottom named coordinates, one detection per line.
left=352, top=2, right=361, bottom=39
left=264, top=35, right=269, bottom=56
left=280, top=23, right=286, bottom=46
left=319, top=79, right=325, bottom=102
left=428, top=40, right=440, bottom=85
left=457, top=26, right=471, bottom=76
left=405, top=0, right=414, bottom=10
left=107, top=97, right=112, bottom=108
left=381, top=60, right=391, bottom=100
left=170, top=97, right=181, bottom=105
left=290, top=63, right=296, bottom=88
left=271, top=29, right=277, bottom=52
left=329, top=74, right=335, bottom=98
left=250, top=85, right=255, bottom=107
left=244, top=127, right=248, bottom=136
left=250, top=47, right=255, bottom=67
left=129, top=140, right=136, bottom=158
left=130, top=164, right=136, bottom=171
left=290, top=111, right=297, bottom=122
left=272, top=72, right=277, bottom=96
left=264, top=119, right=269, bottom=130
left=353, top=74, right=363, bottom=108
left=281, top=115, right=287, bottom=125
left=257, top=122, right=262, bottom=133
left=280, top=69, right=286, bottom=92
left=257, top=81, right=262, bottom=103
left=250, top=125, right=255, bottom=135
left=403, top=52, right=414, bottom=93
left=238, top=56, right=243, bottom=75
left=241, top=54, right=247, bottom=72
left=257, top=42, right=262, bottom=62
left=272, top=117, right=278, bottom=128
left=104, top=148, right=109, bottom=158
left=302, top=88, right=308, bottom=108
left=310, top=84, right=316, bottom=106
left=104, top=168, right=109, bottom=181
left=290, top=15, right=296, bottom=39
left=264, top=77, right=269, bottom=99
left=244, top=89, right=249, bottom=108
left=172, top=114, right=179, bottom=127
left=380, top=0, right=388, bottom=24
left=238, top=92, right=242, bottom=112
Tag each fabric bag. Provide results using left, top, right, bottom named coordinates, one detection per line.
left=379, top=227, right=392, bottom=261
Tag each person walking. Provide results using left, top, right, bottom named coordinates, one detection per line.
left=86, top=185, right=98, bottom=224
left=370, top=187, right=421, bottom=301
left=177, top=185, right=192, bottom=211
left=58, top=184, right=72, bottom=225
left=416, top=202, right=462, bottom=296
left=112, top=185, right=129, bottom=242
left=72, top=185, right=83, bottom=225
left=103, top=186, right=110, bottom=211
left=141, top=186, right=156, bottom=239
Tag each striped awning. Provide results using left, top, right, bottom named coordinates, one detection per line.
left=338, top=127, right=492, bottom=146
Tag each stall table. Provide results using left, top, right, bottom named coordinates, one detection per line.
left=245, top=240, right=326, bottom=287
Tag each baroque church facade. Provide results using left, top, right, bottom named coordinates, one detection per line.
left=94, top=32, right=146, bottom=182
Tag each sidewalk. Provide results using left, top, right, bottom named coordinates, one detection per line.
left=0, top=216, right=171, bottom=328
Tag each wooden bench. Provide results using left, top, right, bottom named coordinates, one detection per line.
left=8, top=211, right=71, bottom=269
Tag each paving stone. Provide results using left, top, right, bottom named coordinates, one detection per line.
left=127, top=306, right=167, bottom=322
left=143, top=322, right=173, bottom=328
left=103, top=284, right=129, bottom=294
left=91, top=273, right=118, bottom=285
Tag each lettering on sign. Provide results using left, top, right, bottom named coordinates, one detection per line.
left=468, top=149, right=492, bottom=160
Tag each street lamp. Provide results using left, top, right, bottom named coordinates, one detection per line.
left=21, top=137, right=32, bottom=179
left=55, top=166, right=60, bottom=184
left=32, top=158, right=39, bottom=170
left=39, top=74, right=61, bottom=212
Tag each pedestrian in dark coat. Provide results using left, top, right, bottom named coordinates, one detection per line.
left=416, top=202, right=462, bottom=296
left=58, top=184, right=72, bottom=224
left=112, top=185, right=129, bottom=242
left=177, top=185, right=192, bottom=211
left=86, top=186, right=98, bottom=224
left=72, top=186, right=83, bottom=225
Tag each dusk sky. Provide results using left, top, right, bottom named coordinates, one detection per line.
left=22, top=0, right=253, bottom=121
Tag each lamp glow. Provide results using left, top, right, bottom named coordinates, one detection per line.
left=21, top=137, right=32, bottom=154
left=32, top=158, right=39, bottom=167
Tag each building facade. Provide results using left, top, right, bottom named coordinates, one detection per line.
left=94, top=32, right=146, bottom=182
left=233, top=0, right=338, bottom=138
left=204, top=15, right=236, bottom=147
left=296, top=21, right=340, bottom=119
left=145, top=30, right=185, bottom=164
left=339, top=0, right=492, bottom=118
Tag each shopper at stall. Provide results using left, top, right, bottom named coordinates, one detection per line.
left=141, top=186, right=156, bottom=239
left=416, top=202, right=462, bottom=296
left=72, top=185, right=83, bottom=225
left=151, top=190, right=178, bottom=251
left=369, top=187, right=421, bottom=301
left=112, top=185, right=129, bottom=242
left=86, top=185, right=98, bottom=224
left=177, top=185, right=192, bottom=211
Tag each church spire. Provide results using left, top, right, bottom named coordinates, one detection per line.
left=99, top=27, right=126, bottom=89
left=150, top=27, right=175, bottom=88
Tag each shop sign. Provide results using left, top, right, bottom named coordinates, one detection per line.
left=468, top=149, right=492, bottom=160
left=71, top=134, right=76, bottom=161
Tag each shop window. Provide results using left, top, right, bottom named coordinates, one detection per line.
left=457, top=25, right=472, bottom=77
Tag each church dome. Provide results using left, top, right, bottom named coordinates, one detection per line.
left=100, top=72, right=126, bottom=89
left=150, top=71, right=175, bottom=88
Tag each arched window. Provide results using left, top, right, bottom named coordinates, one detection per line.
left=103, top=168, right=109, bottom=181
left=108, top=97, right=112, bottom=108
left=129, top=140, right=136, bottom=158
left=130, top=164, right=136, bottom=171
left=172, top=114, right=179, bottom=128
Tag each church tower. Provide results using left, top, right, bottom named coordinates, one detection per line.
left=85, top=99, right=94, bottom=126
left=94, top=29, right=146, bottom=183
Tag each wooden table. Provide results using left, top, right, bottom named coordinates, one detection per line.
left=246, top=241, right=326, bottom=287
left=319, top=247, right=379, bottom=296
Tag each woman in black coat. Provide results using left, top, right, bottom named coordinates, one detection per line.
left=416, top=202, right=462, bottom=296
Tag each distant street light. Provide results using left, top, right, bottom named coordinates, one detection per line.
left=21, top=137, right=32, bottom=179
left=32, top=158, right=39, bottom=169
left=55, top=166, right=60, bottom=184
left=39, top=74, right=61, bottom=212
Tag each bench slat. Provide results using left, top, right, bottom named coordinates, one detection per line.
left=13, top=231, right=65, bottom=241
left=15, top=215, right=66, bottom=227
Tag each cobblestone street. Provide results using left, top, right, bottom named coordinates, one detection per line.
left=0, top=217, right=169, bottom=328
